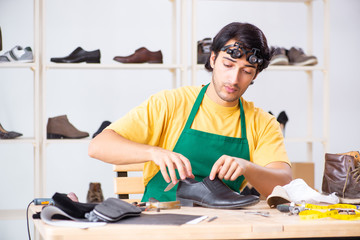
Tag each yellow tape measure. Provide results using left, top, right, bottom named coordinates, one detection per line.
left=299, top=203, right=360, bottom=220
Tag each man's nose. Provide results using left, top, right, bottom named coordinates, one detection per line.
left=229, top=69, right=241, bottom=84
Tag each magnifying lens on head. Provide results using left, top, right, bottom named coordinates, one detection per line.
left=221, top=42, right=263, bottom=65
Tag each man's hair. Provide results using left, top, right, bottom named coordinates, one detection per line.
left=205, top=22, right=273, bottom=73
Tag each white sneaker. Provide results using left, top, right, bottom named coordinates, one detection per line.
left=0, top=45, right=33, bottom=63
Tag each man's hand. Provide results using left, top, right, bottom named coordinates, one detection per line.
left=209, top=155, right=249, bottom=181
left=149, top=147, right=194, bottom=184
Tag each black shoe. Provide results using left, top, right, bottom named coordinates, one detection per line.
left=0, top=123, right=22, bottom=139
left=92, top=121, right=111, bottom=138
left=176, top=176, right=259, bottom=209
left=51, top=47, right=101, bottom=63
left=277, top=111, right=288, bottom=135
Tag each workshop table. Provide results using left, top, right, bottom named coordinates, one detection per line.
left=29, top=201, right=360, bottom=240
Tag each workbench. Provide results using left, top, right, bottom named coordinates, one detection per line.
left=29, top=201, right=360, bottom=240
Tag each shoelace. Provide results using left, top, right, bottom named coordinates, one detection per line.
left=342, top=158, right=360, bottom=198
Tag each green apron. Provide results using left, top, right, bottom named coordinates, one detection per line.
left=142, top=84, right=250, bottom=202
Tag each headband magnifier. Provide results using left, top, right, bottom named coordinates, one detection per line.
left=221, top=42, right=263, bottom=65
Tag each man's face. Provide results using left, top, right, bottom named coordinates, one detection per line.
left=208, top=39, right=258, bottom=107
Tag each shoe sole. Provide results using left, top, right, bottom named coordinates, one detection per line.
left=47, top=133, right=88, bottom=139
left=177, top=197, right=259, bottom=209
left=339, top=197, right=360, bottom=204
left=270, top=57, right=289, bottom=66
left=290, top=58, right=318, bottom=66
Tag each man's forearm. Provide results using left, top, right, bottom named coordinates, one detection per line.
left=88, top=129, right=154, bottom=165
left=244, top=161, right=292, bottom=197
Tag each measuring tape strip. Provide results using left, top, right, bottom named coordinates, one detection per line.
left=299, top=203, right=360, bottom=220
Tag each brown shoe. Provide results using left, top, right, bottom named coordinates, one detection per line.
left=47, top=115, right=89, bottom=139
left=322, top=151, right=360, bottom=204
left=113, top=47, right=163, bottom=63
left=86, top=182, right=104, bottom=203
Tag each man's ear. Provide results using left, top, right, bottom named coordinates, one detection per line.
left=210, top=51, right=216, bottom=69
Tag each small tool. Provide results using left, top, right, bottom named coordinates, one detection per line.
left=244, top=211, right=270, bottom=217
left=186, top=215, right=208, bottom=224
left=132, top=197, right=181, bottom=211
left=207, top=216, right=218, bottom=222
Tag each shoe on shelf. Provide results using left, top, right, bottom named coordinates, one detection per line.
left=176, top=176, right=259, bottom=209
left=197, top=37, right=212, bottom=64
left=277, top=111, right=288, bottom=136
left=0, top=123, right=23, bottom=139
left=113, top=47, right=163, bottom=64
left=47, top=115, right=89, bottom=139
left=269, top=47, right=289, bottom=65
left=86, top=182, right=104, bottom=203
left=92, top=120, right=111, bottom=138
left=0, top=45, right=33, bottom=63
left=50, top=47, right=101, bottom=63
left=287, top=47, right=318, bottom=66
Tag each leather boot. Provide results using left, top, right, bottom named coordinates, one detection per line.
left=322, top=151, right=360, bottom=204
left=47, top=115, right=89, bottom=139
left=86, top=182, right=104, bottom=203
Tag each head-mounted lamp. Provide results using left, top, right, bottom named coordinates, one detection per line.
left=221, top=42, right=263, bottom=65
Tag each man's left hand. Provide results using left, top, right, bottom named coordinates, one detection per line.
left=209, top=155, right=249, bottom=181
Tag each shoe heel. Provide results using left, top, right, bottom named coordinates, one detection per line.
left=177, top=198, right=195, bottom=207
left=47, top=133, right=65, bottom=139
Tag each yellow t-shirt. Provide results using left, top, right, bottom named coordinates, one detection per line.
left=108, top=85, right=290, bottom=186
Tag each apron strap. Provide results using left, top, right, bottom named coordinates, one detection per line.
left=184, top=84, right=247, bottom=139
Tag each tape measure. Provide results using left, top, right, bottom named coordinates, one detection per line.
left=299, top=203, right=360, bottom=220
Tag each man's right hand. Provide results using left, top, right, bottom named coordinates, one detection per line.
left=148, top=147, right=194, bottom=184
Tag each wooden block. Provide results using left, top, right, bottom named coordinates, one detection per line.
left=291, top=162, right=314, bottom=188
left=113, top=163, right=144, bottom=172
left=114, top=177, right=145, bottom=194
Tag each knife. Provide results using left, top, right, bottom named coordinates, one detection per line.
left=164, top=181, right=178, bottom=192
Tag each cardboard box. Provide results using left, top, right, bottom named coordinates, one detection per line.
left=291, top=162, right=314, bottom=189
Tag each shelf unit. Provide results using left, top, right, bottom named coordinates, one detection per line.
left=0, top=0, right=41, bottom=226
left=1, top=1, right=330, bottom=238
left=37, top=0, right=188, bottom=198
left=190, top=0, right=329, bottom=163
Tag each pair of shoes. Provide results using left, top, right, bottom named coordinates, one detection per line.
left=51, top=47, right=101, bottom=63
left=86, top=182, right=104, bottom=203
left=176, top=176, right=259, bottom=209
left=270, top=46, right=317, bottom=66
left=0, top=45, right=33, bottom=63
left=47, top=115, right=89, bottom=139
left=322, top=151, right=360, bottom=204
left=92, top=120, right=111, bottom=138
left=113, top=47, right=162, bottom=63
left=0, top=123, right=22, bottom=139
left=197, top=37, right=212, bottom=64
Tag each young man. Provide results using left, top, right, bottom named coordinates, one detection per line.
left=89, top=22, right=292, bottom=202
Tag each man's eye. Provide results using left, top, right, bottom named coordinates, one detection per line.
left=224, top=63, right=232, bottom=68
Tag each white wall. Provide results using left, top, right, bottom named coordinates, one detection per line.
left=0, top=0, right=360, bottom=238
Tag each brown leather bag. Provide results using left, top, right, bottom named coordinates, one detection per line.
left=322, top=151, right=360, bottom=204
